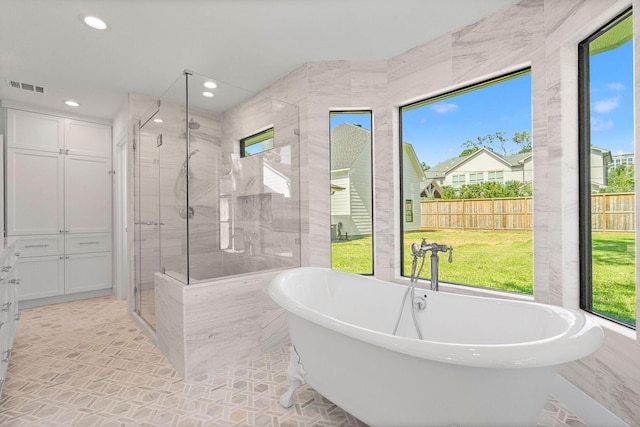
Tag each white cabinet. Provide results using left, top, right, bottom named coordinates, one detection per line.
left=65, top=155, right=112, bottom=233
left=1, top=244, right=19, bottom=397
left=66, top=252, right=112, bottom=294
left=15, top=255, right=65, bottom=301
left=66, top=119, right=112, bottom=158
left=6, top=109, right=64, bottom=153
left=6, top=148, right=65, bottom=235
left=5, top=108, right=113, bottom=303
left=12, top=234, right=111, bottom=301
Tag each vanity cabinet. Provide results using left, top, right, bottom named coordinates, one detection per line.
left=5, top=108, right=113, bottom=303
left=0, top=244, right=19, bottom=397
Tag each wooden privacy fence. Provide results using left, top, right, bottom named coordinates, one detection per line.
left=420, top=193, right=636, bottom=232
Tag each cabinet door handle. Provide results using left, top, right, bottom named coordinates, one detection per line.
left=8, top=279, right=20, bottom=285
left=2, top=302, right=11, bottom=312
left=79, top=242, right=100, bottom=245
left=1, top=266, right=10, bottom=272
left=25, top=244, right=49, bottom=248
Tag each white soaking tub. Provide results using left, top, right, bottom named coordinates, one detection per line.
left=269, top=267, right=604, bottom=427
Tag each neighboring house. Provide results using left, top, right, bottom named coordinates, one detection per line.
left=330, top=123, right=373, bottom=239
left=610, top=153, right=634, bottom=169
left=423, top=147, right=532, bottom=193
left=401, top=142, right=425, bottom=232
left=423, top=145, right=613, bottom=194
left=590, top=146, right=613, bottom=192
left=330, top=123, right=424, bottom=237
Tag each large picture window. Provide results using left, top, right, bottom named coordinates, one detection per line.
left=579, top=8, right=635, bottom=328
left=400, top=69, right=533, bottom=293
left=330, top=111, right=374, bottom=275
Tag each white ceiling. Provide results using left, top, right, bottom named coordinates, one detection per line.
left=0, top=0, right=520, bottom=122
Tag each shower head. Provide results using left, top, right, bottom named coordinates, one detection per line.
left=188, top=118, right=200, bottom=130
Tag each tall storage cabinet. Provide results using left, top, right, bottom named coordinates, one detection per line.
left=6, top=109, right=113, bottom=302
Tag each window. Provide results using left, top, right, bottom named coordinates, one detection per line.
left=405, top=200, right=414, bottom=222
left=240, top=128, right=274, bottom=157
left=579, top=8, right=635, bottom=328
left=452, top=174, right=466, bottom=188
left=400, top=69, right=532, bottom=294
left=330, top=111, right=373, bottom=275
left=469, top=172, right=484, bottom=184
left=488, top=171, right=504, bottom=183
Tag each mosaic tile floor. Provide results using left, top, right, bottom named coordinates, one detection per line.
left=0, top=296, right=586, bottom=426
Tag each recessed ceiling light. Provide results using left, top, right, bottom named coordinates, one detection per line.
left=203, top=81, right=217, bottom=89
left=153, top=118, right=163, bottom=123
left=65, top=100, right=80, bottom=107
left=82, top=15, right=109, bottom=30
left=202, top=91, right=214, bottom=98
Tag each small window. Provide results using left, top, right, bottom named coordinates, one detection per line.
left=330, top=111, right=373, bottom=275
left=240, top=128, right=274, bottom=157
left=405, top=200, right=414, bottom=222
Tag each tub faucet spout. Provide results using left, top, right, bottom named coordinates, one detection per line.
left=418, top=238, right=453, bottom=291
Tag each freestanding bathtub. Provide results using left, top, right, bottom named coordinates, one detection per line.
left=269, top=267, right=604, bottom=427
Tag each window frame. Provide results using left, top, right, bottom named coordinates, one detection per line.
left=398, top=67, right=532, bottom=288
left=240, top=127, right=274, bottom=157
left=578, top=7, right=635, bottom=328
left=329, top=110, right=375, bottom=276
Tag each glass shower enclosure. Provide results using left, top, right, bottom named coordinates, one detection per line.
left=133, top=71, right=301, bottom=329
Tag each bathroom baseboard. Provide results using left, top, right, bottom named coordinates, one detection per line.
left=551, top=375, right=629, bottom=427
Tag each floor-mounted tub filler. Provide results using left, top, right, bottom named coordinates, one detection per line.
left=269, top=267, right=604, bottom=427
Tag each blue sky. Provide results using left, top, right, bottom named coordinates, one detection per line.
left=329, top=39, right=633, bottom=169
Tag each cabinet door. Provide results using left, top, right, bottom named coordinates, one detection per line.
left=16, top=255, right=65, bottom=301
left=6, top=109, right=64, bottom=153
left=65, top=252, right=112, bottom=294
left=65, top=155, right=112, bottom=233
left=65, top=120, right=111, bottom=158
left=6, top=148, right=64, bottom=235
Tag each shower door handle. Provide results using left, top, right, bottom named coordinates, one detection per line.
left=135, top=220, right=164, bottom=226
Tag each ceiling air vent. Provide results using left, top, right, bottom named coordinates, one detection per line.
left=7, top=80, right=45, bottom=94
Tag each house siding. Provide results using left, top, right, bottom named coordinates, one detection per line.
left=402, top=148, right=422, bottom=232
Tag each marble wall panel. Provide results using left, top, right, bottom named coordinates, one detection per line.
left=154, top=272, right=186, bottom=376
left=154, top=270, right=288, bottom=379
left=452, top=0, right=544, bottom=84
left=388, top=34, right=454, bottom=106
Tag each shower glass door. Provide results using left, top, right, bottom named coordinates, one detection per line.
left=134, top=103, right=161, bottom=330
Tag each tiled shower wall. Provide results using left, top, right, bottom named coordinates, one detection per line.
left=124, top=0, right=640, bottom=423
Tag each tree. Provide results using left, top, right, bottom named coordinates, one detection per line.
left=512, top=131, right=532, bottom=153
left=460, top=130, right=531, bottom=157
left=602, top=165, right=634, bottom=193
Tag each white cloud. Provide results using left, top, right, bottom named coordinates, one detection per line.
left=591, top=117, right=613, bottom=131
left=593, top=97, right=620, bottom=113
left=430, top=103, right=458, bottom=114
left=605, top=82, right=625, bottom=91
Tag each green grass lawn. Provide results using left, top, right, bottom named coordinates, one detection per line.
left=331, top=229, right=636, bottom=326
